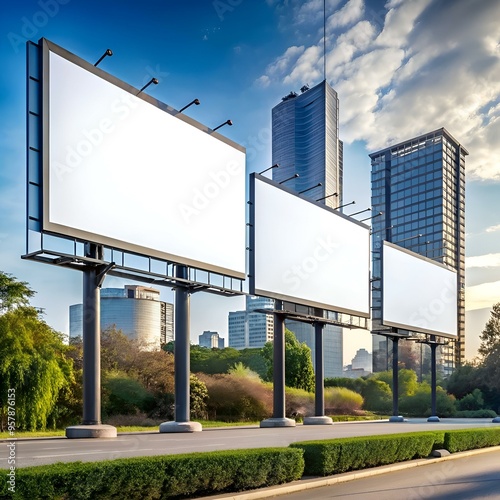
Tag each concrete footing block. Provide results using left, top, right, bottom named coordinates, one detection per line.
left=389, top=415, right=406, bottom=422
left=66, top=424, right=117, bottom=439
left=303, top=416, right=334, bottom=425
left=159, top=421, right=202, bottom=433
left=260, top=417, right=296, bottom=428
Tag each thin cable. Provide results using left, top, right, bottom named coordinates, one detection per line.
left=324, top=0, right=326, bottom=80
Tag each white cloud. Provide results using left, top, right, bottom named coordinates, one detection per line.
left=466, top=253, right=500, bottom=269
left=486, top=224, right=500, bottom=233
left=466, top=281, right=500, bottom=311
left=327, top=0, right=365, bottom=30
left=258, top=0, right=500, bottom=181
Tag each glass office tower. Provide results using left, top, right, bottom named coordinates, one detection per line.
left=271, top=80, right=344, bottom=377
left=370, top=128, right=467, bottom=375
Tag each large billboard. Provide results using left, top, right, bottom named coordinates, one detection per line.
left=40, top=39, right=246, bottom=278
left=249, top=174, right=370, bottom=317
left=382, top=241, right=458, bottom=337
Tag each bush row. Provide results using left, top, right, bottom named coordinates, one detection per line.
left=0, top=448, right=304, bottom=500
left=2, top=428, right=500, bottom=498
left=290, top=431, right=442, bottom=476
left=290, top=427, right=500, bottom=476
left=443, top=427, right=500, bottom=453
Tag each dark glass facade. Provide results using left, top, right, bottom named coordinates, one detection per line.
left=271, top=80, right=344, bottom=376
left=370, top=128, right=467, bottom=375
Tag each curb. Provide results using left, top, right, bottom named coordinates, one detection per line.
left=196, top=445, right=500, bottom=499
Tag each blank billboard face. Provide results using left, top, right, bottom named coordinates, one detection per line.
left=250, top=175, right=370, bottom=316
left=42, top=40, right=246, bottom=278
left=382, top=242, right=458, bottom=337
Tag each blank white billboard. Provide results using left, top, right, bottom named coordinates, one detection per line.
left=250, top=175, right=370, bottom=316
left=382, top=241, right=458, bottom=337
left=42, top=40, right=246, bottom=278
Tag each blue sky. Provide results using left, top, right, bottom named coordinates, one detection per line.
left=1, top=0, right=500, bottom=362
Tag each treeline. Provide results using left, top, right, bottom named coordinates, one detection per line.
left=1, top=271, right=500, bottom=430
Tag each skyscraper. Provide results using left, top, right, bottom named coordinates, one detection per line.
left=272, top=80, right=343, bottom=207
left=228, top=296, right=274, bottom=349
left=271, top=80, right=344, bottom=377
left=69, top=285, right=174, bottom=349
left=370, top=128, right=467, bottom=374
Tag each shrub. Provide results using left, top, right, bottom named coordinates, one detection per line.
left=444, top=428, right=500, bottom=453
left=285, top=387, right=314, bottom=419
left=399, top=384, right=456, bottom=417
left=324, top=387, right=363, bottom=415
left=0, top=448, right=304, bottom=499
left=454, top=409, right=497, bottom=418
left=199, top=373, right=273, bottom=421
left=291, top=432, right=441, bottom=476
left=456, top=389, right=485, bottom=412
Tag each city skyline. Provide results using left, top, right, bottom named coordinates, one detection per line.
left=1, top=1, right=500, bottom=362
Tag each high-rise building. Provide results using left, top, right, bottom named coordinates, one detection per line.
left=370, top=128, right=467, bottom=375
left=228, top=296, right=274, bottom=349
left=271, top=80, right=344, bottom=377
left=69, top=285, right=174, bottom=349
left=272, top=81, right=343, bottom=208
left=199, top=330, right=225, bottom=349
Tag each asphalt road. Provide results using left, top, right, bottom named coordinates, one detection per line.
left=1, top=418, right=498, bottom=469
left=272, top=448, right=500, bottom=499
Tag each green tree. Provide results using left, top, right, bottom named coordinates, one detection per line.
left=262, top=329, right=315, bottom=392
left=0, top=271, right=35, bottom=312
left=478, top=303, right=500, bottom=358
left=190, top=374, right=208, bottom=420
left=374, top=368, right=418, bottom=397
left=0, top=307, right=74, bottom=430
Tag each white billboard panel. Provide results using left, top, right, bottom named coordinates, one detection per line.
left=42, top=40, right=246, bottom=278
left=250, top=175, right=370, bottom=317
left=382, top=241, right=458, bottom=337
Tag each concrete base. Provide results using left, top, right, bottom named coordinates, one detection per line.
left=427, top=416, right=441, bottom=422
left=159, top=421, right=202, bottom=433
left=260, top=417, right=296, bottom=428
left=66, top=424, right=117, bottom=439
left=389, top=415, right=406, bottom=422
left=303, top=416, right=334, bottom=425
left=492, top=417, right=500, bottom=423
left=431, top=449, right=450, bottom=457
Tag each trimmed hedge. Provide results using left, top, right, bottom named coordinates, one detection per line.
left=444, top=427, right=500, bottom=453
left=290, top=431, right=442, bottom=476
left=0, top=448, right=304, bottom=499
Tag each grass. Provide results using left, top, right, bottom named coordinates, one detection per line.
left=0, top=415, right=388, bottom=439
left=0, top=420, right=261, bottom=439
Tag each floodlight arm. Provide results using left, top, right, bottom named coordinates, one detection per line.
left=94, top=49, right=113, bottom=67
left=334, top=200, right=355, bottom=210
left=298, top=182, right=322, bottom=194
left=370, top=225, right=394, bottom=235
left=316, top=192, right=338, bottom=201
left=179, top=98, right=200, bottom=113
left=394, top=233, right=423, bottom=243
left=137, top=78, right=159, bottom=95
left=213, top=120, right=232, bottom=132
left=279, top=173, right=299, bottom=185
left=258, top=164, right=279, bottom=175
left=347, top=207, right=371, bottom=217
left=360, top=211, right=383, bottom=222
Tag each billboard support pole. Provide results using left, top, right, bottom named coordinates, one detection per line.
left=427, top=335, right=440, bottom=422
left=160, top=265, right=202, bottom=433
left=389, top=335, right=405, bottom=422
left=304, top=315, right=333, bottom=425
left=261, top=300, right=295, bottom=428
left=66, top=243, right=117, bottom=438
